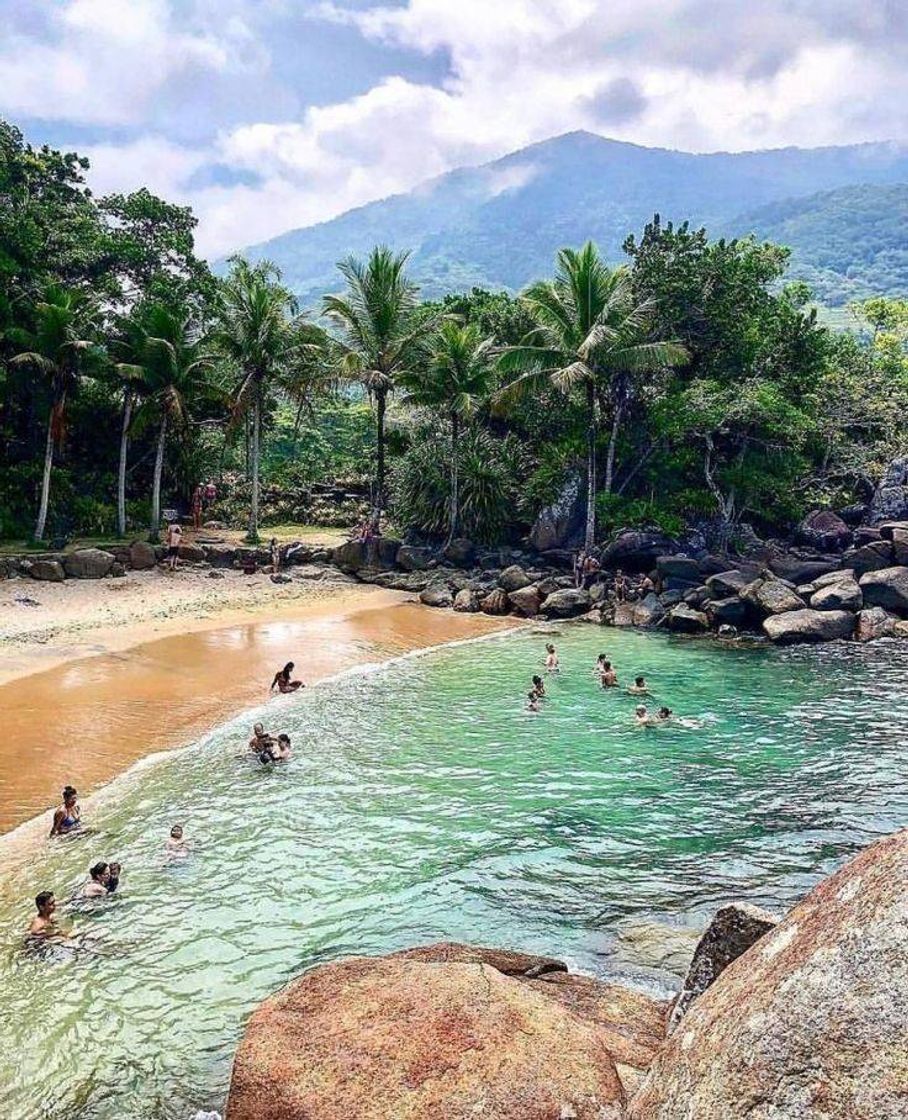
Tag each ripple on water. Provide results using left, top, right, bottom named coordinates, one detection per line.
left=0, top=628, right=907, bottom=1119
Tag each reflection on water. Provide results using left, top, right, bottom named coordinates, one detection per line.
left=1, top=628, right=907, bottom=1119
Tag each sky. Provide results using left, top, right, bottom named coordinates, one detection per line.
left=1, top=0, right=906, bottom=259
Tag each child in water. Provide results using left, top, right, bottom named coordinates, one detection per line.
left=544, top=644, right=559, bottom=673
left=531, top=675, right=546, bottom=698
left=526, top=691, right=541, bottom=712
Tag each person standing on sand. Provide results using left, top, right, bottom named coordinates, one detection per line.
left=29, top=892, right=57, bottom=937
left=165, top=520, right=182, bottom=571
left=270, top=537, right=282, bottom=573
left=50, top=786, right=81, bottom=836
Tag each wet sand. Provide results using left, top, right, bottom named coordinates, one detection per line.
left=0, top=593, right=513, bottom=835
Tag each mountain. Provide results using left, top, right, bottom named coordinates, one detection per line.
left=231, top=131, right=908, bottom=308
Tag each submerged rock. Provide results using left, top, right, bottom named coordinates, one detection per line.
left=615, top=921, right=702, bottom=976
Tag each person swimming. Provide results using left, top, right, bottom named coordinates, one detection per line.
left=599, top=660, right=618, bottom=688
left=634, top=704, right=657, bottom=727
left=531, top=675, right=546, bottom=698
left=656, top=707, right=673, bottom=723
left=544, top=644, right=559, bottom=672
left=50, top=786, right=81, bottom=837
left=81, top=862, right=110, bottom=898
left=166, top=824, right=189, bottom=854
left=106, top=862, right=122, bottom=893
left=526, top=691, right=541, bottom=712
left=249, top=722, right=278, bottom=764
left=28, top=891, right=57, bottom=938
left=274, top=733, right=292, bottom=761
left=627, top=675, right=650, bottom=695
left=271, top=662, right=304, bottom=693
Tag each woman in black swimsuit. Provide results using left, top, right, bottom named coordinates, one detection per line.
left=270, top=662, right=304, bottom=694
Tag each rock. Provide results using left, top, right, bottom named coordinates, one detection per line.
left=615, top=922, right=702, bottom=977
left=207, top=569, right=226, bottom=579
left=27, top=559, right=65, bottom=582
left=717, top=624, right=738, bottom=638
left=63, top=548, right=114, bottom=579
left=396, top=544, right=432, bottom=571
left=667, top=903, right=778, bottom=1032
left=601, top=530, right=676, bottom=572
left=508, top=584, right=543, bottom=617
left=869, top=456, right=908, bottom=523
left=855, top=606, right=898, bottom=642
left=763, top=608, right=855, bottom=645
left=203, top=544, right=238, bottom=568
left=891, top=528, right=908, bottom=566
left=667, top=603, right=709, bottom=632
left=480, top=587, right=511, bottom=615
left=536, top=575, right=569, bottom=597
left=704, top=570, right=749, bottom=599
left=328, top=539, right=366, bottom=572
left=682, top=586, right=710, bottom=608
left=369, top=570, right=431, bottom=592
left=895, top=620, right=908, bottom=638
left=705, top=596, right=749, bottom=628
left=658, top=589, right=684, bottom=608
left=859, top=565, right=908, bottom=615
left=842, top=539, right=895, bottom=576
left=110, top=561, right=126, bottom=577
left=333, top=538, right=401, bottom=573
left=529, top=474, right=584, bottom=552
left=631, top=592, right=664, bottom=627
left=796, top=509, right=851, bottom=551
left=767, top=555, right=840, bottom=585
left=740, top=578, right=805, bottom=615
left=853, top=525, right=883, bottom=544
left=419, top=583, right=453, bottom=609
left=540, top=587, right=592, bottom=618
left=452, top=587, right=480, bottom=612
left=202, top=519, right=225, bottom=530
left=293, top=564, right=328, bottom=581
left=443, top=538, right=476, bottom=566
left=611, top=602, right=637, bottom=626
left=877, top=520, right=908, bottom=541
left=655, top=555, right=701, bottom=581
left=812, top=567, right=856, bottom=590
left=810, top=578, right=862, bottom=611
left=176, top=543, right=206, bottom=563
left=498, top=564, right=532, bottom=592
left=270, top=572, right=292, bottom=584
left=228, top=943, right=662, bottom=1120
left=128, top=540, right=157, bottom=570
left=629, top=829, right=908, bottom=1120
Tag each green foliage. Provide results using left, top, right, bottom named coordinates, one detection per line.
left=595, top=493, right=687, bottom=538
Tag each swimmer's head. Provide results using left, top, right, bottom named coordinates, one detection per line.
left=253, top=722, right=264, bottom=736
left=604, top=661, right=612, bottom=670
left=635, top=705, right=647, bottom=716
left=532, top=675, right=543, bottom=686
left=635, top=676, right=645, bottom=687
left=658, top=707, right=672, bottom=719
left=546, top=644, right=555, bottom=654
left=277, top=734, right=290, bottom=744
left=597, top=653, right=606, bottom=662
left=35, top=891, right=55, bottom=915
left=62, top=785, right=77, bottom=804
left=527, top=691, right=537, bottom=700
left=108, top=862, right=121, bottom=877
left=89, top=861, right=109, bottom=883
left=170, top=824, right=183, bottom=839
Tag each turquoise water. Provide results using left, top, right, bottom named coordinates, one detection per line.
left=1, top=626, right=907, bottom=1119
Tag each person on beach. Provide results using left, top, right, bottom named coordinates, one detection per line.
left=274, top=734, right=293, bottom=761
left=595, top=653, right=608, bottom=676
left=527, top=690, right=541, bottom=712
left=614, top=570, right=628, bottom=602
left=249, top=722, right=277, bottom=763
left=191, top=485, right=203, bottom=530
left=531, top=675, right=546, bottom=699
left=627, top=675, right=650, bottom=695
left=81, top=862, right=110, bottom=898
left=29, top=891, right=57, bottom=938
left=165, top=520, right=183, bottom=571
left=635, top=704, right=657, bottom=727
left=166, top=824, right=188, bottom=854
left=50, top=786, right=81, bottom=836
left=600, top=660, right=618, bottom=688
left=106, top=862, right=121, bottom=893
left=544, top=644, right=559, bottom=673
left=270, top=537, right=282, bottom=573
left=271, top=662, right=304, bottom=693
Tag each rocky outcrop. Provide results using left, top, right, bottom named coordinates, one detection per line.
left=859, top=565, right=908, bottom=614
left=810, top=577, right=862, bottom=611
left=540, top=587, right=591, bottom=618
left=629, top=829, right=908, bottom=1120
left=227, top=942, right=668, bottom=1120
left=602, top=531, right=676, bottom=572
left=869, top=456, right=908, bottom=523
left=855, top=606, right=899, bottom=641
left=419, top=583, right=453, bottom=609
left=529, top=474, right=584, bottom=552
left=763, top=608, right=855, bottom=645
left=667, top=603, right=709, bottom=633
left=796, top=509, right=851, bottom=551
left=63, top=548, right=114, bottom=579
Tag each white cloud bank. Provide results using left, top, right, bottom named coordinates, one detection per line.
left=1, top=0, right=906, bottom=257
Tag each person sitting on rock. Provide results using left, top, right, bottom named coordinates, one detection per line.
left=613, top=570, right=628, bottom=602
left=581, top=553, right=600, bottom=589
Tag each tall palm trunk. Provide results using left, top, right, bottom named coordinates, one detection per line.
left=117, top=391, right=132, bottom=538
left=584, top=381, right=597, bottom=551
left=248, top=386, right=261, bottom=543
left=150, top=413, right=168, bottom=540
left=603, top=374, right=626, bottom=496
left=447, top=410, right=460, bottom=547
left=375, top=388, right=387, bottom=511
left=34, top=402, right=56, bottom=542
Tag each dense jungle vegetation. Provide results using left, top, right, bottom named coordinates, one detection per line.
left=2, top=120, right=907, bottom=549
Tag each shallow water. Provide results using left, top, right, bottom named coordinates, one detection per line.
left=1, top=626, right=907, bottom=1119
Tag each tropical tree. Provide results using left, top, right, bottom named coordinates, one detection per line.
left=213, top=257, right=299, bottom=542
left=9, top=283, right=99, bottom=540
left=122, top=304, right=210, bottom=539
left=400, top=320, right=495, bottom=544
left=322, top=246, right=424, bottom=512
left=498, top=243, right=687, bottom=548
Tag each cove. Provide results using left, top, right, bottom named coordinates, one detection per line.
left=1, top=626, right=906, bottom=1120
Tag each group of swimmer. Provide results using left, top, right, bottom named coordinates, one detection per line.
left=527, top=642, right=675, bottom=726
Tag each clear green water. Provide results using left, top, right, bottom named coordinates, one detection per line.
left=1, top=626, right=906, bottom=1119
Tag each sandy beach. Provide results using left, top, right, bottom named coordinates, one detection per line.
left=0, top=565, right=514, bottom=836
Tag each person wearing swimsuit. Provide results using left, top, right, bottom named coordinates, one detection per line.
left=544, top=644, right=559, bottom=673
left=29, top=892, right=57, bottom=938
left=271, top=662, right=304, bottom=693
left=50, top=786, right=81, bottom=837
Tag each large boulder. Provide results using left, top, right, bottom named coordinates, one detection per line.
left=667, top=603, right=709, bottom=633
left=859, top=565, right=908, bottom=615
left=508, top=585, right=543, bottom=617
left=203, top=543, right=238, bottom=569
left=767, top=555, right=840, bottom=585
left=629, top=829, right=908, bottom=1120
left=655, top=555, right=701, bottom=582
left=855, top=607, right=899, bottom=642
left=397, top=545, right=432, bottom=571
left=27, top=559, right=65, bottom=582
left=177, top=542, right=207, bottom=563
left=443, top=538, right=476, bottom=566
left=480, top=588, right=511, bottom=615
left=419, top=583, right=453, bottom=609
left=704, top=570, right=750, bottom=599
left=63, top=548, right=114, bottom=579
left=498, top=564, right=532, bottom=592
left=452, top=588, right=480, bottom=613
left=332, top=539, right=368, bottom=572
left=740, top=578, right=805, bottom=616
left=632, top=592, right=665, bottom=627
left=842, top=539, right=894, bottom=577
left=540, top=587, right=591, bottom=618
left=705, top=596, right=749, bottom=628
left=529, top=474, right=584, bottom=552
left=891, top=527, right=908, bottom=566
left=796, top=509, right=851, bottom=551
left=810, top=578, right=862, bottom=612
left=227, top=945, right=638, bottom=1120
left=601, top=531, right=676, bottom=573
left=869, top=456, right=908, bottom=523
left=334, top=538, right=401, bottom=573
left=763, top=608, right=855, bottom=645
left=128, top=539, right=157, bottom=570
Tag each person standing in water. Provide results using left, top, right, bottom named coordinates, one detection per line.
left=544, top=644, right=559, bottom=673
left=600, top=661, right=618, bottom=688
left=166, top=824, right=188, bottom=854
left=627, top=675, right=650, bottom=695
left=50, top=786, right=81, bottom=836
left=81, top=862, right=110, bottom=898
left=526, top=691, right=541, bottom=712
left=271, top=662, right=304, bottom=693
left=29, top=892, right=57, bottom=937
left=165, top=520, right=183, bottom=571
left=531, top=675, right=546, bottom=699
left=274, top=734, right=293, bottom=761
left=635, top=704, right=657, bottom=727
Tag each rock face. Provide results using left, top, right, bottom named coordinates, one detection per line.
left=667, top=603, right=709, bottom=633
left=63, top=548, right=114, bottom=579
left=629, top=829, right=908, bottom=1120
left=763, top=608, right=855, bottom=644
left=540, top=587, right=591, bottom=618
left=797, top=508, right=851, bottom=551
left=809, top=578, right=862, bottom=611
left=227, top=942, right=661, bottom=1120
left=508, top=584, right=543, bottom=617
left=859, top=566, right=908, bottom=615
left=667, top=903, right=778, bottom=1031
left=27, top=559, right=65, bottom=582
left=869, top=456, right=908, bottom=523
left=529, top=474, right=584, bottom=552
left=396, top=545, right=432, bottom=571
left=601, top=531, right=676, bottom=572
left=855, top=606, right=899, bottom=642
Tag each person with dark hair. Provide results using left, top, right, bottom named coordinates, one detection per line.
left=656, top=707, right=673, bottom=723
left=600, top=661, right=618, bottom=688
left=270, top=662, right=304, bottom=693
left=81, top=862, right=110, bottom=898
left=627, top=675, right=650, bottom=695
left=50, top=786, right=81, bottom=836
left=165, top=520, right=182, bottom=571
left=274, top=734, right=293, bottom=762
left=166, top=823, right=188, bottom=854
left=106, top=862, right=122, bottom=893
left=249, top=723, right=277, bottom=764
left=531, top=675, right=546, bottom=699
left=29, top=892, right=56, bottom=937
left=526, top=690, right=541, bottom=713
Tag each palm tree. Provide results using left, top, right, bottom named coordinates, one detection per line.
left=214, top=257, right=299, bottom=543
left=9, top=284, right=98, bottom=541
left=112, top=310, right=154, bottom=537
left=400, top=321, right=495, bottom=544
left=124, top=304, right=210, bottom=540
left=498, top=243, right=687, bottom=549
left=322, top=246, right=423, bottom=512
